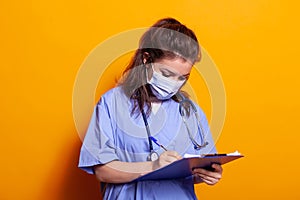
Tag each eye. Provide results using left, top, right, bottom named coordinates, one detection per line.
left=178, top=75, right=189, bottom=81
left=161, top=71, right=172, bottom=78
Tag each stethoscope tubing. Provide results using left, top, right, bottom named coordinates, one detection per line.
left=140, top=92, right=208, bottom=159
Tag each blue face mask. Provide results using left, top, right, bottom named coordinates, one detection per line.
left=146, top=65, right=185, bottom=100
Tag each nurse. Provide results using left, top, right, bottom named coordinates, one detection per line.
left=78, top=18, right=223, bottom=199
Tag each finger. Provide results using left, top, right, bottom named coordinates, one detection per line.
left=212, top=164, right=223, bottom=173
left=192, top=168, right=207, bottom=174
left=165, top=151, right=182, bottom=159
left=159, top=153, right=179, bottom=165
left=200, top=177, right=215, bottom=185
left=163, top=155, right=179, bottom=163
left=193, top=167, right=215, bottom=175
left=193, top=169, right=222, bottom=180
left=193, top=164, right=221, bottom=173
left=197, top=173, right=220, bottom=185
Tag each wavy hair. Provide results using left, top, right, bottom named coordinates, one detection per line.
left=119, top=18, right=201, bottom=116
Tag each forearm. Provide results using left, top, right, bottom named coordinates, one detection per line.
left=94, top=160, right=154, bottom=183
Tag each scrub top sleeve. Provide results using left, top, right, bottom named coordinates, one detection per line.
left=78, top=97, right=119, bottom=174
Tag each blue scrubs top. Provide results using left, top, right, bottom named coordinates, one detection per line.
left=78, top=87, right=216, bottom=200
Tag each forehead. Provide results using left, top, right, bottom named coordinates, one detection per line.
left=155, top=58, right=193, bottom=74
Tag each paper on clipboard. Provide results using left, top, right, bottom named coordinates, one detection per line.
left=133, top=151, right=243, bottom=182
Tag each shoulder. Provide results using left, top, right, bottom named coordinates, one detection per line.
left=96, top=86, right=131, bottom=113
left=97, top=86, right=127, bottom=103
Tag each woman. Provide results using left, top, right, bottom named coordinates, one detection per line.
left=78, top=18, right=222, bottom=199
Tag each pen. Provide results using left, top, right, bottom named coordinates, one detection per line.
left=149, top=136, right=168, bottom=151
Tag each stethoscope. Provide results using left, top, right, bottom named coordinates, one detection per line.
left=140, top=92, right=208, bottom=161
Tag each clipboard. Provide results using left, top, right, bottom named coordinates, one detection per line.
left=133, top=152, right=243, bottom=182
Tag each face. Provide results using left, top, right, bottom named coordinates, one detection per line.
left=147, top=57, right=193, bottom=82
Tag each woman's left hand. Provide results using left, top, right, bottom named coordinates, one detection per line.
left=192, top=164, right=223, bottom=185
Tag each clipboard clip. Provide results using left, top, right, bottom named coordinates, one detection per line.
left=201, top=153, right=227, bottom=157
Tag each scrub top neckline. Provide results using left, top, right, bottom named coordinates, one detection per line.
left=151, top=102, right=161, bottom=114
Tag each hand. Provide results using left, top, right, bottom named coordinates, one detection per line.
left=152, top=151, right=181, bottom=170
left=192, top=164, right=223, bottom=185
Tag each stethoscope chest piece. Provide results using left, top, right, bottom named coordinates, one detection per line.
left=147, top=150, right=159, bottom=161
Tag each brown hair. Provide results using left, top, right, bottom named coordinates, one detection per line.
left=119, top=18, right=201, bottom=116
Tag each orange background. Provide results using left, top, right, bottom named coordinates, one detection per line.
left=1, top=1, right=300, bottom=200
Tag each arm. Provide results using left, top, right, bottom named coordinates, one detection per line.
left=94, top=150, right=182, bottom=183
left=94, top=160, right=153, bottom=183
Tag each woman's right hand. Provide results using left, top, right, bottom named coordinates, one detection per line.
left=152, top=151, right=182, bottom=170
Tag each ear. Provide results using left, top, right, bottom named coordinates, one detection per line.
left=143, top=58, right=147, bottom=65
left=142, top=52, right=151, bottom=64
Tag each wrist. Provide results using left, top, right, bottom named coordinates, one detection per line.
left=193, top=174, right=204, bottom=184
left=151, top=160, right=159, bottom=171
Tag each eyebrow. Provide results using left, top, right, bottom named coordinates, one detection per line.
left=160, top=68, right=190, bottom=77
